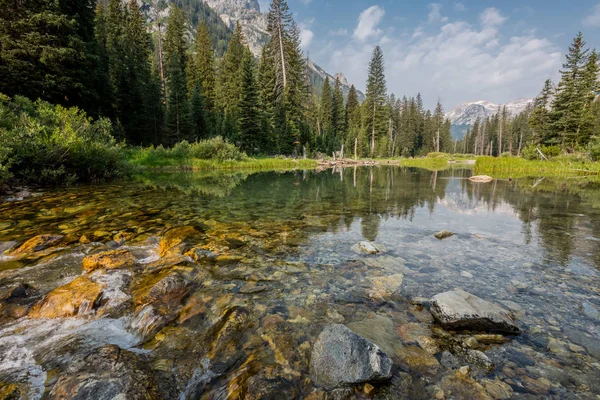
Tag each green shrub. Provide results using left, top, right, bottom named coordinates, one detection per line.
left=541, top=145, right=561, bottom=158
left=587, top=136, right=600, bottom=161
left=189, top=136, right=246, bottom=161
left=501, top=152, right=513, bottom=157
left=0, top=94, right=127, bottom=185
left=426, top=152, right=449, bottom=159
left=521, top=144, right=538, bottom=160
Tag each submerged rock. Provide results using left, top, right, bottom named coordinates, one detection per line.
left=310, top=324, right=392, bottom=390
left=434, top=230, right=454, bottom=240
left=82, top=249, right=135, bottom=273
left=49, top=345, right=163, bottom=399
left=430, top=289, right=519, bottom=334
left=10, top=234, right=63, bottom=255
left=28, top=276, right=104, bottom=318
left=158, top=226, right=204, bottom=257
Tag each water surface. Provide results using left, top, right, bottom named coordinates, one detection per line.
left=0, top=167, right=599, bottom=399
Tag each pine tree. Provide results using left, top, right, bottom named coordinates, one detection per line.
left=529, top=79, right=553, bottom=144
left=258, top=43, right=277, bottom=153
left=267, top=0, right=293, bottom=95
left=166, top=55, right=193, bottom=142
left=0, top=0, right=99, bottom=111
left=164, top=5, right=188, bottom=70
left=188, top=22, right=217, bottom=134
left=217, top=23, right=247, bottom=141
left=364, top=46, right=388, bottom=155
left=332, top=77, right=346, bottom=145
left=345, top=85, right=361, bottom=157
left=238, top=51, right=262, bottom=154
left=190, top=83, right=207, bottom=139
left=549, top=32, right=590, bottom=146
left=319, top=77, right=333, bottom=150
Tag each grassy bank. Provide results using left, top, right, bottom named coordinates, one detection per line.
left=376, top=153, right=475, bottom=171
left=126, top=140, right=317, bottom=171
left=474, top=156, right=600, bottom=179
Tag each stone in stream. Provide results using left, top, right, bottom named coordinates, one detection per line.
left=469, top=175, right=494, bottom=183
left=434, top=230, right=454, bottom=240
left=310, top=324, right=392, bottom=390
left=9, top=234, right=63, bottom=256
left=430, top=289, right=520, bottom=334
left=82, top=249, right=135, bottom=273
left=351, top=241, right=385, bottom=255
left=28, top=276, right=105, bottom=319
left=48, top=345, right=163, bottom=400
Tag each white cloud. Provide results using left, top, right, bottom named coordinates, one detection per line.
left=321, top=7, right=561, bottom=109
left=329, top=28, right=349, bottom=36
left=353, top=5, right=385, bottom=42
left=299, top=0, right=313, bottom=4
left=583, top=3, right=600, bottom=27
left=479, top=8, right=506, bottom=27
left=428, top=3, right=448, bottom=24
left=454, top=2, right=466, bottom=12
left=300, top=29, right=315, bottom=50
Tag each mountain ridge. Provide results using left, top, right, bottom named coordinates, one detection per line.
left=446, top=98, right=534, bottom=139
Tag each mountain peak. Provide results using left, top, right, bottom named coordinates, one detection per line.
left=334, top=73, right=349, bottom=87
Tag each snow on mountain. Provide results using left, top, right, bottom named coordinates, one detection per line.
left=446, top=99, right=534, bottom=126
left=445, top=99, right=534, bottom=139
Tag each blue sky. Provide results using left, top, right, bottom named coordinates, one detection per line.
left=258, top=0, right=600, bottom=110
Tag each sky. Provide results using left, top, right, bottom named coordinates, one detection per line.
left=257, top=0, right=600, bottom=110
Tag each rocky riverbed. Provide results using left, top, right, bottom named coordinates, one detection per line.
left=0, top=167, right=599, bottom=399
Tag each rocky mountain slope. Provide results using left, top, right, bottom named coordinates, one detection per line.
left=200, top=0, right=364, bottom=100
left=446, top=99, right=533, bottom=139
left=202, top=0, right=269, bottom=57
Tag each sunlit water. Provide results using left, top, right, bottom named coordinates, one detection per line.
left=0, top=167, right=599, bottom=399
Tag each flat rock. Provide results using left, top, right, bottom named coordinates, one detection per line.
left=469, top=175, right=494, bottom=183
left=430, top=289, right=519, bottom=334
left=434, top=230, right=454, bottom=240
left=29, top=276, right=104, bottom=318
left=310, top=324, right=392, bottom=390
left=82, top=249, right=135, bottom=273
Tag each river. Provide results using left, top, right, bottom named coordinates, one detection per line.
left=0, top=166, right=599, bottom=399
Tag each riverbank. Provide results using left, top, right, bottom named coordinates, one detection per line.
left=474, top=156, right=600, bottom=179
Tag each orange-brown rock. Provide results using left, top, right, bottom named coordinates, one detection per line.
left=10, top=234, right=63, bottom=255
left=132, top=268, right=190, bottom=309
left=82, top=249, right=135, bottom=273
left=29, top=276, right=104, bottom=318
left=158, top=226, right=204, bottom=257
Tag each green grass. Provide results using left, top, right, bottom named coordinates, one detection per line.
left=474, top=156, right=600, bottom=179
left=126, top=148, right=317, bottom=171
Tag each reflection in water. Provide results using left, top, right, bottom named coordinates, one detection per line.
left=0, top=167, right=599, bottom=399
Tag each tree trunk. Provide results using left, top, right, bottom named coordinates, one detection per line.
left=157, top=22, right=166, bottom=104
left=278, top=22, right=287, bottom=89
left=354, top=137, right=357, bottom=160
left=371, top=103, right=376, bottom=153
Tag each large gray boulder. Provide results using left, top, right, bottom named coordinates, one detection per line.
left=310, top=324, right=392, bottom=390
left=430, top=289, right=520, bottom=334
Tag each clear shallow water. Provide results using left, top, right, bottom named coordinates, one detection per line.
left=0, top=167, right=599, bottom=399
